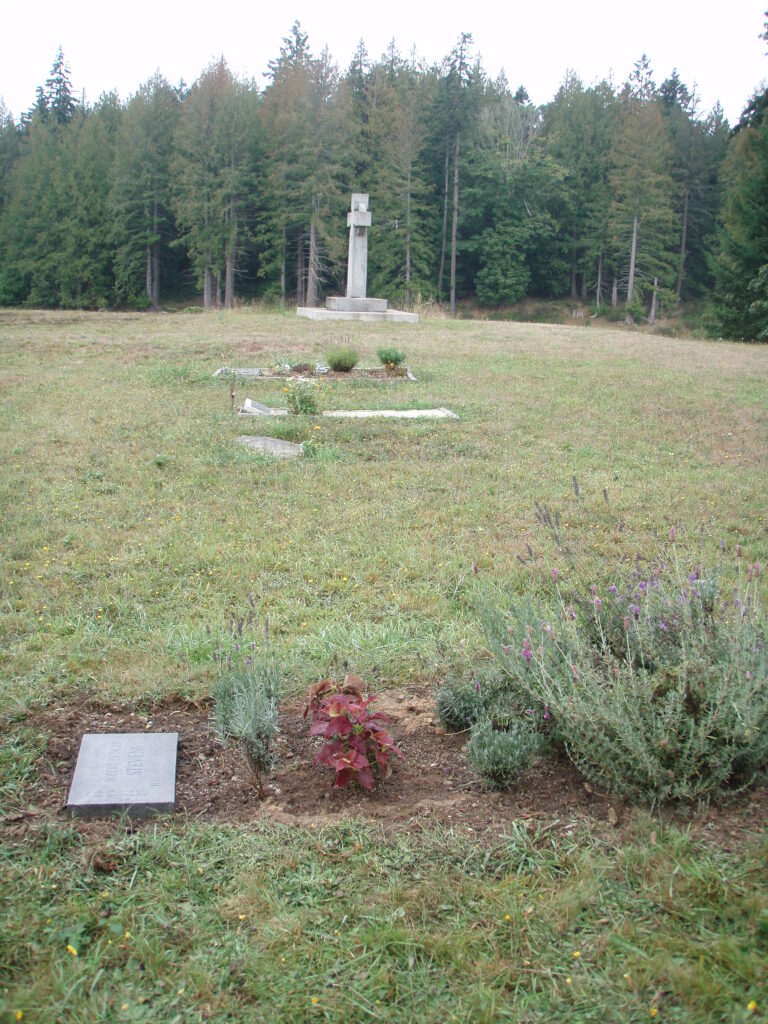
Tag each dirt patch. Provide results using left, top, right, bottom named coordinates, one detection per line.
left=5, top=687, right=767, bottom=849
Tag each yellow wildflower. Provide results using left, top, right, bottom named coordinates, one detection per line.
left=572, top=950, right=581, bottom=959
left=66, top=944, right=78, bottom=957
left=311, top=997, right=319, bottom=1005
left=649, top=1010, right=658, bottom=1019
left=748, top=1002, right=757, bottom=1013
left=505, top=914, right=511, bottom=922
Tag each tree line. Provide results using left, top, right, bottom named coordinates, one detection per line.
left=0, top=21, right=766, bottom=339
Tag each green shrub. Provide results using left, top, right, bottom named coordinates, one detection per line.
left=467, top=719, right=542, bottom=789
left=377, top=347, right=406, bottom=369
left=214, top=661, right=281, bottom=798
left=478, top=554, right=768, bottom=802
left=326, top=345, right=359, bottom=372
left=285, top=382, right=319, bottom=415
left=436, top=678, right=489, bottom=731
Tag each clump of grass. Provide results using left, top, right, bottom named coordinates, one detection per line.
left=326, top=342, right=359, bottom=372
left=467, top=718, right=543, bottom=788
left=213, top=660, right=281, bottom=798
left=377, top=347, right=406, bottom=369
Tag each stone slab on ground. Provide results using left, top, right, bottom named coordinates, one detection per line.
left=67, top=733, right=177, bottom=818
left=323, top=407, right=458, bottom=420
left=296, top=307, right=418, bottom=323
left=237, top=435, right=305, bottom=458
left=238, top=399, right=289, bottom=417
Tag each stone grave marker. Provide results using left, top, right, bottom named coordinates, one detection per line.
left=236, top=435, right=305, bottom=458
left=67, top=733, right=178, bottom=818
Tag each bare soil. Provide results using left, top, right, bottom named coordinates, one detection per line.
left=5, top=687, right=767, bottom=849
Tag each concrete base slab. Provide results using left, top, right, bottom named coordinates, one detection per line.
left=297, top=307, right=418, bottom=323
left=67, top=733, right=177, bottom=818
left=326, top=296, right=388, bottom=313
left=323, top=408, right=458, bottom=420
left=237, top=435, right=304, bottom=458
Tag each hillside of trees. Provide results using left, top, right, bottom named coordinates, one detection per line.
left=0, top=21, right=766, bottom=339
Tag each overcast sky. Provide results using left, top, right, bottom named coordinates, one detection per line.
left=1, top=1, right=766, bottom=125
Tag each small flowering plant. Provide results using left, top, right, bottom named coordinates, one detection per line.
left=304, top=674, right=405, bottom=790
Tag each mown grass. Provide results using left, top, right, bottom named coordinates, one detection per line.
left=1, top=309, right=767, bottom=1021
left=1, top=817, right=766, bottom=1023
left=1, top=309, right=765, bottom=708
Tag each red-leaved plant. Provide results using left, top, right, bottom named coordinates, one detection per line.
left=304, top=674, right=405, bottom=790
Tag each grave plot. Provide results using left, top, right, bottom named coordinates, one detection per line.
left=237, top=399, right=458, bottom=420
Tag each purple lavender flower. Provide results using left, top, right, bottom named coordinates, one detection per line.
left=567, top=604, right=576, bottom=621
left=551, top=568, right=559, bottom=580
left=571, top=664, right=579, bottom=680
left=475, top=679, right=481, bottom=692
left=594, top=596, right=603, bottom=611
left=541, top=621, right=553, bottom=636
left=608, top=585, right=617, bottom=594
left=659, top=621, right=668, bottom=632
left=624, top=616, right=631, bottom=630
left=522, top=637, right=532, bottom=664
left=544, top=704, right=551, bottom=720
left=630, top=604, right=640, bottom=620
left=501, top=644, right=512, bottom=656
left=638, top=581, right=647, bottom=594
left=669, top=527, right=676, bottom=541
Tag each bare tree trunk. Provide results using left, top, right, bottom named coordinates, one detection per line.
left=215, top=272, right=222, bottom=309
left=224, top=194, right=236, bottom=310
left=405, top=145, right=412, bottom=305
left=151, top=242, right=159, bottom=310
left=676, top=188, right=689, bottom=302
left=438, top=145, right=449, bottom=298
left=296, top=231, right=305, bottom=307
left=450, top=129, right=460, bottom=318
left=595, top=252, right=603, bottom=307
left=611, top=276, right=618, bottom=308
left=307, top=217, right=319, bottom=307
left=570, top=255, right=578, bottom=300
left=649, top=277, right=659, bottom=324
left=150, top=200, right=160, bottom=310
left=145, top=245, right=152, bottom=305
left=626, top=214, right=638, bottom=303
left=280, top=224, right=286, bottom=308
left=203, top=266, right=213, bottom=310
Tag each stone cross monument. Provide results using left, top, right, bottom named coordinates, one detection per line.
left=346, top=193, right=371, bottom=299
left=296, top=192, right=417, bottom=322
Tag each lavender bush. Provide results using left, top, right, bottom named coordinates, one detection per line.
left=478, top=552, right=767, bottom=802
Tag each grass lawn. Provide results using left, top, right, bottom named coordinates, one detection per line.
left=0, top=309, right=766, bottom=1022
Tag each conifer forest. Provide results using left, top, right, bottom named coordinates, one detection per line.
left=0, top=21, right=767, bottom=339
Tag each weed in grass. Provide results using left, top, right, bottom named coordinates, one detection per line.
left=284, top=381, right=320, bottom=415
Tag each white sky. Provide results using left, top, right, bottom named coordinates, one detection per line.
left=1, top=1, right=766, bottom=125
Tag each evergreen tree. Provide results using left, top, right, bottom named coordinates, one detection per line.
left=712, top=86, right=768, bottom=339
left=172, top=60, right=260, bottom=308
left=111, top=74, right=181, bottom=308
left=45, top=47, right=77, bottom=125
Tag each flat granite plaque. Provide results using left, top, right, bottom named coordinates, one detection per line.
left=67, top=733, right=178, bottom=818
